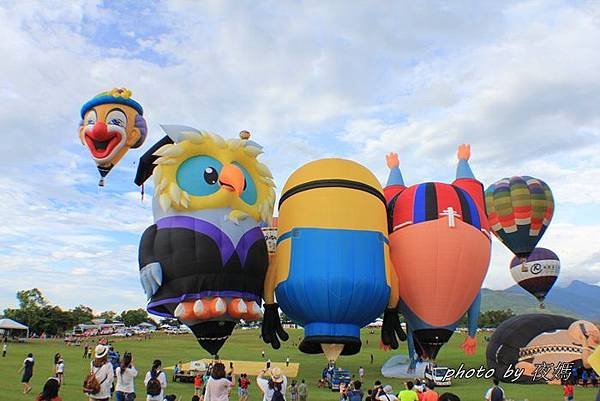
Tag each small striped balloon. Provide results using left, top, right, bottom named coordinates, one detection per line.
left=485, top=176, right=554, bottom=258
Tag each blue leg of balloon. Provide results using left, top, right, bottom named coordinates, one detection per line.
left=460, top=290, right=481, bottom=355
left=467, top=291, right=481, bottom=337
left=386, top=164, right=405, bottom=186
left=456, top=157, right=475, bottom=180
left=407, top=325, right=417, bottom=372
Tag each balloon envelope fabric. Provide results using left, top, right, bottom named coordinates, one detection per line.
left=485, top=176, right=554, bottom=258
left=510, top=247, right=560, bottom=305
left=273, top=158, right=396, bottom=357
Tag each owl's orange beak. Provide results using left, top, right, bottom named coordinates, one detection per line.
left=219, top=164, right=245, bottom=196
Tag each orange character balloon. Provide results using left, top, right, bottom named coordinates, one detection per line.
left=382, top=145, right=491, bottom=370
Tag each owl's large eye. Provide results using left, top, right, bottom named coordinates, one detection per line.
left=233, top=162, right=257, bottom=205
left=177, top=156, right=224, bottom=196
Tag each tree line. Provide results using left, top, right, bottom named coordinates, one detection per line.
left=458, top=308, right=515, bottom=328
left=2, top=288, right=516, bottom=336
left=2, top=288, right=155, bottom=336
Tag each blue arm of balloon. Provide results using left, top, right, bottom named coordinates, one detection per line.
left=467, top=291, right=482, bottom=337
left=386, top=166, right=405, bottom=187
left=407, top=326, right=417, bottom=370
left=456, top=159, right=475, bottom=180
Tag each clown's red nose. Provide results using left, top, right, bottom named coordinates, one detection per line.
left=91, top=121, right=110, bottom=140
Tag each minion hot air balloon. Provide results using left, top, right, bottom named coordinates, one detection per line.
left=135, top=126, right=275, bottom=356
left=261, top=159, right=405, bottom=362
left=79, top=88, right=148, bottom=186
left=382, top=145, right=491, bottom=370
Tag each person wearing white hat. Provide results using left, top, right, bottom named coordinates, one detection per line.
left=378, top=385, right=398, bottom=401
left=257, top=367, right=288, bottom=401
left=88, top=344, right=114, bottom=401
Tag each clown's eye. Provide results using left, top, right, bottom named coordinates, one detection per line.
left=204, top=167, right=219, bottom=185
left=85, top=110, right=97, bottom=125
left=106, top=109, right=127, bottom=128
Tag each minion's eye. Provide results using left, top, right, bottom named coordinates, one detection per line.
left=204, top=167, right=219, bottom=185
left=177, top=156, right=223, bottom=196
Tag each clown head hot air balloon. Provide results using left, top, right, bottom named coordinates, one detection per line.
left=135, top=126, right=275, bottom=356
left=485, top=176, right=554, bottom=259
left=261, top=159, right=404, bottom=362
left=79, top=88, right=148, bottom=185
left=382, top=144, right=491, bottom=370
left=510, top=247, right=560, bottom=308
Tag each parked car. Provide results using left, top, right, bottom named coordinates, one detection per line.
left=424, top=364, right=452, bottom=387
left=329, top=368, right=351, bottom=391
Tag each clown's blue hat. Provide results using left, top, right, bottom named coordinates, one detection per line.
left=80, top=88, right=143, bottom=118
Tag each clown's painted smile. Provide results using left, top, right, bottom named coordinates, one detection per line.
left=82, top=108, right=128, bottom=163
left=84, top=121, right=126, bottom=160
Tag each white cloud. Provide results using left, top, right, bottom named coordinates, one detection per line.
left=0, top=1, right=599, bottom=313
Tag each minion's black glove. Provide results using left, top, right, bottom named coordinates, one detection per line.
left=261, top=303, right=289, bottom=349
left=381, top=306, right=406, bottom=349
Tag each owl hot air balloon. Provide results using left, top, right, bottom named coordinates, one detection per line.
left=510, top=247, right=560, bottom=308
left=135, top=126, right=275, bottom=356
left=485, top=176, right=554, bottom=259
left=382, top=145, right=491, bottom=370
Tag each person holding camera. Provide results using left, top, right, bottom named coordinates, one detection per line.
left=115, top=352, right=138, bottom=401
left=257, top=367, right=287, bottom=401
left=86, top=345, right=114, bottom=401
left=204, top=362, right=234, bottom=401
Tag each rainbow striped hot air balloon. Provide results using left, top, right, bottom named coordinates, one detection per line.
left=485, top=176, right=554, bottom=259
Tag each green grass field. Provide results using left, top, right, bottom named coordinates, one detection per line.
left=1, top=329, right=597, bottom=401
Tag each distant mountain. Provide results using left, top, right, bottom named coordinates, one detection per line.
left=481, top=280, right=600, bottom=321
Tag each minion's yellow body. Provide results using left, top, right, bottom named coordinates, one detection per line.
left=264, top=158, right=398, bottom=355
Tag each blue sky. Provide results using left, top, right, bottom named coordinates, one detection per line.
left=1, top=0, right=599, bottom=313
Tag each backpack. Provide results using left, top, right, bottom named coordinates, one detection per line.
left=490, top=386, right=504, bottom=401
left=83, top=366, right=107, bottom=395
left=271, top=384, right=285, bottom=401
left=146, top=371, right=162, bottom=396
left=349, top=390, right=363, bottom=401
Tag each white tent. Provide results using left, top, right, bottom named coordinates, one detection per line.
left=0, top=318, right=29, bottom=338
left=381, top=354, right=427, bottom=378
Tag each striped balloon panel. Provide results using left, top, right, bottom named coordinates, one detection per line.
left=485, top=176, right=554, bottom=258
